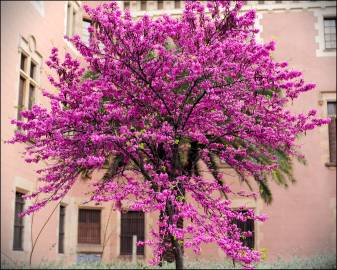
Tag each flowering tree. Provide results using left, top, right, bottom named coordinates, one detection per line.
left=8, top=1, right=329, bottom=269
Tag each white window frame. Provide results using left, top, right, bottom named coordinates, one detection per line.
left=10, top=176, right=34, bottom=253
left=314, top=7, right=336, bottom=57
left=16, top=36, right=42, bottom=121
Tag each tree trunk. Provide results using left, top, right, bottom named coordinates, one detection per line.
left=173, top=238, right=184, bottom=269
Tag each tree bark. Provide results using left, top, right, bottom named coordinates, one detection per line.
left=173, top=239, right=184, bottom=269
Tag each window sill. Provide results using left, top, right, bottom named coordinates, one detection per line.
left=325, top=162, right=336, bottom=167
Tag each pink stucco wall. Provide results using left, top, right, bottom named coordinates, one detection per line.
left=1, top=1, right=335, bottom=267
left=259, top=9, right=336, bottom=260
left=1, top=1, right=68, bottom=266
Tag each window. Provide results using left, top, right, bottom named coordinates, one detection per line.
left=157, top=0, right=164, bottom=10
left=13, top=192, right=25, bottom=250
left=324, top=17, right=336, bottom=50
left=174, top=0, right=181, bottom=9
left=66, top=1, right=81, bottom=37
left=17, top=50, right=38, bottom=121
left=314, top=9, right=336, bottom=57
left=58, top=205, right=66, bottom=253
left=124, top=1, right=130, bottom=10
left=140, top=0, right=146, bottom=11
left=82, top=18, right=91, bottom=46
left=233, top=210, right=254, bottom=249
left=78, top=209, right=101, bottom=244
left=120, top=211, right=145, bottom=255
left=328, top=102, right=336, bottom=164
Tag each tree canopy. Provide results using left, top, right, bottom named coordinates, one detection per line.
left=8, top=1, right=329, bottom=269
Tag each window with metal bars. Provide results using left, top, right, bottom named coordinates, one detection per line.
left=328, top=102, right=336, bottom=164
left=78, top=209, right=101, bottom=244
left=13, top=192, right=25, bottom=250
left=58, top=205, right=66, bottom=253
left=232, top=210, right=255, bottom=249
left=120, top=211, right=145, bottom=255
left=324, top=17, right=336, bottom=50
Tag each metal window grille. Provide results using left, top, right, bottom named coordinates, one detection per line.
left=324, top=17, right=336, bottom=50
left=120, top=211, right=145, bottom=255
left=13, top=192, right=25, bottom=250
left=58, top=205, right=66, bottom=253
left=233, top=210, right=255, bottom=249
left=78, top=209, right=101, bottom=244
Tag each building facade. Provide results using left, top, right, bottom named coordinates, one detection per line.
left=1, top=0, right=336, bottom=267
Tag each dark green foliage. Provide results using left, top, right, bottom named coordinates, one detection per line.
left=83, top=70, right=99, bottom=80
